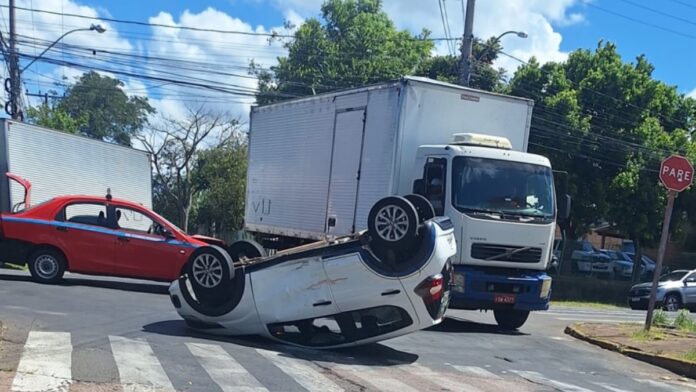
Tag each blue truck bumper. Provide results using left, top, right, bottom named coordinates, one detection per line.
left=448, top=266, right=551, bottom=312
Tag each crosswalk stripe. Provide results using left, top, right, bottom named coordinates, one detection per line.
left=187, top=342, right=268, bottom=392
left=109, top=336, right=175, bottom=392
left=333, top=363, right=419, bottom=392
left=11, top=331, right=72, bottom=392
left=450, top=365, right=501, bottom=380
left=256, top=348, right=343, bottom=392
left=397, top=363, right=483, bottom=392
left=636, top=379, right=683, bottom=391
left=510, top=370, right=593, bottom=392
left=591, top=382, right=634, bottom=392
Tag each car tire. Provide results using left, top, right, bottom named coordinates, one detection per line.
left=662, top=293, right=682, bottom=312
left=27, top=247, right=66, bottom=284
left=494, top=310, right=530, bottom=331
left=368, top=196, right=419, bottom=252
left=186, top=246, right=234, bottom=301
left=404, top=194, right=435, bottom=223
left=226, top=240, right=266, bottom=262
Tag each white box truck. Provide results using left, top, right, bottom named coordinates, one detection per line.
left=240, top=77, right=569, bottom=329
left=0, top=120, right=152, bottom=212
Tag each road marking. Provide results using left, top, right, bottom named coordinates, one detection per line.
left=333, top=363, right=420, bottom=392
left=556, top=318, right=642, bottom=323
left=591, top=382, right=633, bottom=392
left=109, top=336, right=175, bottom=392
left=11, top=331, right=72, bottom=392
left=451, top=365, right=502, bottom=380
left=400, top=363, right=483, bottom=392
left=256, top=348, right=343, bottom=392
left=636, top=379, right=683, bottom=391
left=510, top=370, right=593, bottom=392
left=1, top=305, right=68, bottom=316
left=187, top=343, right=268, bottom=392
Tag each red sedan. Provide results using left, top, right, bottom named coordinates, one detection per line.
left=0, top=174, right=234, bottom=294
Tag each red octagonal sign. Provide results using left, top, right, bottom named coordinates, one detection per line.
left=660, top=155, right=694, bottom=192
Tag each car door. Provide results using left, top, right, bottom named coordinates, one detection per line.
left=53, top=202, right=117, bottom=274
left=110, top=205, right=189, bottom=280
left=684, top=273, right=696, bottom=304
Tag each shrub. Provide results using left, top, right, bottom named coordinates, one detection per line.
left=651, top=309, right=669, bottom=327
left=673, top=309, right=696, bottom=332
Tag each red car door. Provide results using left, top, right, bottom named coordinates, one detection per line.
left=109, top=205, right=190, bottom=280
left=53, top=201, right=117, bottom=274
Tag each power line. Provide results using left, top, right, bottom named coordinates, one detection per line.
left=616, top=0, right=696, bottom=28
left=585, top=3, right=696, bottom=41
left=666, top=0, right=696, bottom=11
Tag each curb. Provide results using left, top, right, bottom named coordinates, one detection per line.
left=565, top=324, right=696, bottom=379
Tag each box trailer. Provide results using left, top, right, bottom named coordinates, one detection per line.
left=0, top=120, right=152, bottom=211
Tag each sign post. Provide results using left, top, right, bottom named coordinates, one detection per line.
left=645, top=155, right=694, bottom=331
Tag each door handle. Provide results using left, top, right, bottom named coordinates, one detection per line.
left=55, top=226, right=68, bottom=232
left=313, top=300, right=332, bottom=307
left=118, top=236, right=130, bottom=242
left=381, top=289, right=401, bottom=296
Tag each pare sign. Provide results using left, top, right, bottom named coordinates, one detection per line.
left=659, top=155, right=694, bottom=192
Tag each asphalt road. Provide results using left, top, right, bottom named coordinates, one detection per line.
left=0, top=269, right=694, bottom=392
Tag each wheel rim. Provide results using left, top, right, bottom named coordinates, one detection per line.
left=665, top=296, right=679, bottom=311
left=36, top=255, right=58, bottom=279
left=192, top=254, right=224, bottom=288
left=375, top=205, right=410, bottom=242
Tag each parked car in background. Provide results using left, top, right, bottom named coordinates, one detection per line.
left=571, top=241, right=611, bottom=274
left=0, top=174, right=230, bottom=291
left=628, top=269, right=696, bottom=311
left=624, top=253, right=660, bottom=280
left=601, top=249, right=634, bottom=279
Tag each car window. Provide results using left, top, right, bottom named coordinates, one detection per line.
left=659, top=271, right=688, bottom=282
left=63, top=203, right=109, bottom=228
left=114, top=207, right=159, bottom=235
left=685, top=273, right=696, bottom=283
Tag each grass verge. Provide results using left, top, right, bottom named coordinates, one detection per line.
left=551, top=300, right=626, bottom=310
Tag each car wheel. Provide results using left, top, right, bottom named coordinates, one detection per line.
left=368, top=196, right=419, bottom=252
left=226, top=240, right=266, bottom=262
left=186, top=246, right=233, bottom=300
left=27, top=248, right=66, bottom=284
left=404, top=194, right=435, bottom=223
left=493, top=310, right=530, bottom=331
left=663, top=293, right=682, bottom=312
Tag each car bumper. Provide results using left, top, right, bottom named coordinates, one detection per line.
left=449, top=267, right=551, bottom=311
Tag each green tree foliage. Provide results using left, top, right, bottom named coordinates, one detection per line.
left=253, top=0, right=433, bottom=104
left=507, top=42, right=696, bottom=277
left=27, top=72, right=155, bottom=146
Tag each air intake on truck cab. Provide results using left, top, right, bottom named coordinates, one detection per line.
left=450, top=133, right=512, bottom=150
left=471, top=243, right=542, bottom=263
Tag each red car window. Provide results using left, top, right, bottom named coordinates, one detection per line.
left=114, top=206, right=160, bottom=235
left=62, top=203, right=109, bottom=228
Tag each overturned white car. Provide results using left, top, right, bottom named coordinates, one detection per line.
left=169, top=196, right=457, bottom=348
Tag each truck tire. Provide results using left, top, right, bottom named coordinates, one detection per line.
left=28, top=247, right=66, bottom=284
left=404, top=194, right=435, bottom=223
left=186, top=246, right=234, bottom=301
left=368, top=196, right=419, bottom=252
left=227, top=240, right=266, bottom=262
left=494, top=310, right=529, bottom=330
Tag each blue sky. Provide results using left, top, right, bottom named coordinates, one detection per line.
left=3, top=0, right=696, bottom=119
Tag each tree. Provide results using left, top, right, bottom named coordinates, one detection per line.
left=138, top=107, right=242, bottom=231
left=507, top=42, right=696, bottom=278
left=36, top=72, right=155, bottom=146
left=253, top=0, right=433, bottom=104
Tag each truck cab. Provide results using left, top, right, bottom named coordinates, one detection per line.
left=411, top=134, right=563, bottom=329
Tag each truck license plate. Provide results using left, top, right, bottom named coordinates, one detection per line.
left=493, top=294, right=516, bottom=304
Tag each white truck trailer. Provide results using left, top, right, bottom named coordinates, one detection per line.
left=0, top=120, right=152, bottom=212
left=240, top=76, right=569, bottom=329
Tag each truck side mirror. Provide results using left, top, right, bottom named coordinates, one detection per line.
left=412, top=179, right=425, bottom=195
left=558, top=194, right=571, bottom=221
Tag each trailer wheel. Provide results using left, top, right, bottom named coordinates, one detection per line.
left=404, top=194, right=435, bottom=223
left=494, top=310, right=530, bottom=331
left=227, top=240, right=266, bottom=262
left=368, top=196, right=419, bottom=252
left=186, top=246, right=234, bottom=300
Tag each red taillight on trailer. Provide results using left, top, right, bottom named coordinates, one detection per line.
left=415, top=274, right=444, bottom=303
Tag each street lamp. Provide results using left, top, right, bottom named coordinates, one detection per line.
left=20, top=24, right=106, bottom=73
left=476, top=30, right=527, bottom=62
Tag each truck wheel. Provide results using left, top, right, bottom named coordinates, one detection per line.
left=227, top=240, right=266, bottom=262
left=494, top=310, right=529, bottom=331
left=368, top=196, right=419, bottom=252
left=28, top=248, right=66, bottom=284
left=404, top=194, right=435, bottom=223
left=186, top=246, right=234, bottom=300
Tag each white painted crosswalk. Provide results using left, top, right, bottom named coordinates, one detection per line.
left=5, top=330, right=696, bottom=392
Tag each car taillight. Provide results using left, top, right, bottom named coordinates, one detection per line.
left=415, top=274, right=444, bottom=303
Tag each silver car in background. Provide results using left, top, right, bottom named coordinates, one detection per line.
left=628, top=270, right=696, bottom=311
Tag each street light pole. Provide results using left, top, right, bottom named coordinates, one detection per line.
left=458, top=0, right=476, bottom=87
left=476, top=30, right=528, bottom=63
left=5, top=16, right=106, bottom=120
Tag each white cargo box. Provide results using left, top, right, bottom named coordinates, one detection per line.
left=245, top=77, right=533, bottom=240
left=0, top=120, right=153, bottom=211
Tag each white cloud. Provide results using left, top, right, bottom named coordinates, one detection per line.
left=687, top=87, right=696, bottom=99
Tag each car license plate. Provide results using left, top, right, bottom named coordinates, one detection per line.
left=630, top=298, right=640, bottom=302
left=493, top=293, right=516, bottom=304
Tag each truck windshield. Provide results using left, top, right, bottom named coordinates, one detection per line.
left=451, top=157, right=555, bottom=219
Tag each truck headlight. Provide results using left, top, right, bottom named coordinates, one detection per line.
left=540, top=278, right=552, bottom=299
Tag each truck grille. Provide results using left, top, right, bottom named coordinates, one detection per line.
left=471, top=243, right=542, bottom=263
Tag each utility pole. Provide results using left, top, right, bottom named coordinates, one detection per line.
left=7, top=0, right=21, bottom=120
left=458, top=0, right=475, bottom=87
